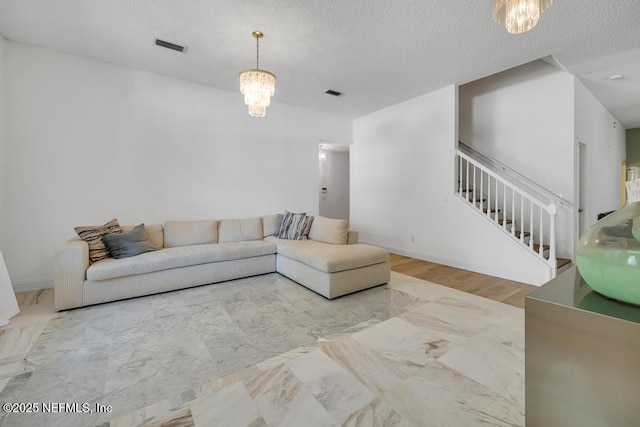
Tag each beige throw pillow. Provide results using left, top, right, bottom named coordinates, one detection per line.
left=74, top=218, right=122, bottom=263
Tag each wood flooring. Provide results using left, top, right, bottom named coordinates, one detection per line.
left=389, top=253, right=537, bottom=308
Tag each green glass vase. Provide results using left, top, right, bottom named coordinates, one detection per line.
left=576, top=202, right=640, bottom=306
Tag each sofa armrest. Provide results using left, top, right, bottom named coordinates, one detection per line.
left=347, top=230, right=358, bottom=245
left=54, top=238, right=89, bottom=311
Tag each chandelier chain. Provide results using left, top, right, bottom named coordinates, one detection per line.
left=256, top=36, right=260, bottom=69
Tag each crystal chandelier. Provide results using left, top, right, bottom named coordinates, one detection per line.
left=493, top=0, right=553, bottom=34
left=238, top=31, right=276, bottom=118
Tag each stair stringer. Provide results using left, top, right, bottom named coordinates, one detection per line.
left=447, top=194, right=555, bottom=286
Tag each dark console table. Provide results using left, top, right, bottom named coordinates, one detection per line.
left=525, top=266, right=640, bottom=427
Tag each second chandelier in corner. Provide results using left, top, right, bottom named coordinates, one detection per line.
left=238, top=31, right=277, bottom=118
left=493, top=0, right=554, bottom=34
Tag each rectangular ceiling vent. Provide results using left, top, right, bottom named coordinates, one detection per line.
left=155, top=39, right=186, bottom=53
left=325, top=89, right=343, bottom=96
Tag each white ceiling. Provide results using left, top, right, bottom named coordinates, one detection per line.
left=0, top=1, right=639, bottom=127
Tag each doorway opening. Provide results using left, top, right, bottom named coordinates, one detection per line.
left=318, top=143, right=350, bottom=221
left=577, top=142, right=587, bottom=241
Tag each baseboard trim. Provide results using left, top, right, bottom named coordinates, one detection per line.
left=12, top=278, right=53, bottom=293
left=361, top=240, right=549, bottom=286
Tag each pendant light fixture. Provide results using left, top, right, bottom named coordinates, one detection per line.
left=238, top=31, right=277, bottom=118
left=493, top=0, right=554, bottom=34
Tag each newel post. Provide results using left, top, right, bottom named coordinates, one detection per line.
left=548, top=201, right=558, bottom=274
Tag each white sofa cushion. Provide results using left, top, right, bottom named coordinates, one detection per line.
left=87, top=240, right=276, bottom=281
left=309, top=216, right=349, bottom=245
left=274, top=239, right=388, bottom=273
left=261, top=214, right=278, bottom=237
left=218, top=217, right=263, bottom=243
left=122, top=224, right=164, bottom=249
left=164, top=220, right=217, bottom=248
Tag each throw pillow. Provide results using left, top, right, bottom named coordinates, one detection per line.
left=278, top=212, right=314, bottom=240
left=74, top=218, right=123, bottom=263
left=275, top=210, right=307, bottom=237
left=102, top=223, right=158, bottom=259
left=274, top=214, right=284, bottom=237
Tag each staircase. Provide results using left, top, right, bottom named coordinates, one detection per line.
left=455, top=142, right=571, bottom=280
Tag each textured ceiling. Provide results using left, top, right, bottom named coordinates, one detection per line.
left=0, top=1, right=639, bottom=127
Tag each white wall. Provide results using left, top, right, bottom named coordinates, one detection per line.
left=459, top=61, right=577, bottom=258
left=1, top=41, right=352, bottom=290
left=459, top=61, right=575, bottom=201
left=0, top=35, right=5, bottom=249
left=352, top=85, right=553, bottom=285
left=319, top=149, right=350, bottom=221
left=574, top=79, right=626, bottom=229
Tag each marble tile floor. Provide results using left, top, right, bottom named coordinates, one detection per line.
left=0, top=272, right=525, bottom=426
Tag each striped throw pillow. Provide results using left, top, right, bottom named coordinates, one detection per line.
left=74, top=218, right=123, bottom=263
left=278, top=213, right=314, bottom=240
left=275, top=211, right=306, bottom=237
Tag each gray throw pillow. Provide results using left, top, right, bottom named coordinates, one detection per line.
left=275, top=211, right=306, bottom=237
left=102, top=223, right=158, bottom=259
left=274, top=214, right=284, bottom=236
left=278, top=212, right=314, bottom=240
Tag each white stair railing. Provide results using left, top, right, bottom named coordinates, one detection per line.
left=456, top=149, right=558, bottom=276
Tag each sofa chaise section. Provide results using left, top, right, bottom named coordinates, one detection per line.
left=272, top=237, right=390, bottom=299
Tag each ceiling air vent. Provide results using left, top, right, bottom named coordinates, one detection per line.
left=155, top=39, right=186, bottom=53
left=325, top=89, right=342, bottom=96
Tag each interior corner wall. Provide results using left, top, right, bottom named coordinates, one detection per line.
left=2, top=41, right=352, bottom=291
left=626, top=128, right=640, bottom=166
left=351, top=85, right=552, bottom=285
left=459, top=61, right=575, bottom=202
left=458, top=61, right=577, bottom=259
left=575, top=79, right=626, bottom=228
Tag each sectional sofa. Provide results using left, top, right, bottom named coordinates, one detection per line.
left=54, top=214, right=390, bottom=310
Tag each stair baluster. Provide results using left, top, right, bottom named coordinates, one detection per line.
left=455, top=148, right=559, bottom=279
left=511, top=188, right=516, bottom=236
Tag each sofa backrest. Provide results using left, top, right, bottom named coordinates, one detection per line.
left=218, top=217, right=263, bottom=243
left=163, top=220, right=218, bottom=248
left=261, top=214, right=278, bottom=237
left=309, top=216, right=349, bottom=245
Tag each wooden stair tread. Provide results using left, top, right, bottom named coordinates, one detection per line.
left=532, top=243, right=550, bottom=252
left=483, top=208, right=500, bottom=213
left=513, top=231, right=531, bottom=239
left=497, top=219, right=513, bottom=225
left=556, top=258, right=572, bottom=269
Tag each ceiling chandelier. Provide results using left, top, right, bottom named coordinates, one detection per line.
left=238, top=31, right=276, bottom=118
left=493, top=0, right=554, bottom=34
